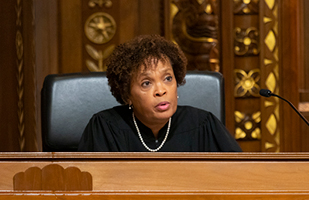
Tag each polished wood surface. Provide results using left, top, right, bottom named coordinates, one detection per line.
left=0, top=152, right=309, bottom=199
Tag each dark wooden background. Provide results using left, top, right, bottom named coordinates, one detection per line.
left=0, top=0, right=308, bottom=152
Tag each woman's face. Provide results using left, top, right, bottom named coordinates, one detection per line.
left=129, top=59, right=178, bottom=126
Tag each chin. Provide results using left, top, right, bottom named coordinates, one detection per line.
left=157, top=109, right=176, bottom=120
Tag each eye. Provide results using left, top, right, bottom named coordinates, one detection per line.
left=141, top=80, right=151, bottom=88
left=165, top=76, right=173, bottom=82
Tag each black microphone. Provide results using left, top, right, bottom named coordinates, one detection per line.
left=259, top=89, right=309, bottom=126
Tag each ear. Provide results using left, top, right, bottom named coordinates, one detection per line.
left=124, top=98, right=132, bottom=106
left=127, top=99, right=132, bottom=106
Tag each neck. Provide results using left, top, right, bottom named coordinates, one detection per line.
left=133, top=113, right=169, bottom=139
left=150, top=126, right=164, bottom=139
left=145, top=120, right=169, bottom=139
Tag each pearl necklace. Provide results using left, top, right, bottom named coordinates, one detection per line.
left=132, top=112, right=171, bottom=152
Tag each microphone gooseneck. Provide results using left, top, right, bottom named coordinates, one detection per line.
left=259, top=89, right=309, bottom=126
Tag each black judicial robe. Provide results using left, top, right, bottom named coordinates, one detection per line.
left=77, top=105, right=242, bottom=152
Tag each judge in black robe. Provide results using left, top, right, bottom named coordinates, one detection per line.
left=78, top=105, right=242, bottom=152
left=77, top=35, right=242, bottom=152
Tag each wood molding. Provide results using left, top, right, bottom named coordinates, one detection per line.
left=220, top=0, right=235, bottom=135
left=0, top=152, right=309, bottom=199
left=279, top=0, right=301, bottom=151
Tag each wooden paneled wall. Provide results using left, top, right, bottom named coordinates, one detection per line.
left=58, top=0, right=165, bottom=73
left=0, top=0, right=308, bottom=152
left=0, top=1, right=21, bottom=151
left=0, top=0, right=39, bottom=151
left=220, top=0, right=262, bottom=151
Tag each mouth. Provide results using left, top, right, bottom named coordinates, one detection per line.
left=155, top=101, right=170, bottom=111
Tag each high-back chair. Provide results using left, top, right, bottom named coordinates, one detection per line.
left=41, top=71, right=225, bottom=152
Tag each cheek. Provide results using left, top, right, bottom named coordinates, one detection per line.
left=172, top=85, right=178, bottom=97
left=132, top=90, right=152, bottom=105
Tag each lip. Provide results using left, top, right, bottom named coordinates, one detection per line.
left=155, top=101, right=170, bottom=111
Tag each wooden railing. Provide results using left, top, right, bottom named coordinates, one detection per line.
left=0, top=152, right=309, bottom=199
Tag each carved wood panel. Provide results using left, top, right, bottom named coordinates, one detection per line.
left=169, top=0, right=220, bottom=71
left=0, top=0, right=306, bottom=152
left=14, top=164, right=92, bottom=191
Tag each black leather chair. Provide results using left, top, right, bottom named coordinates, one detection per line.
left=177, top=71, right=225, bottom=124
left=41, top=71, right=225, bottom=152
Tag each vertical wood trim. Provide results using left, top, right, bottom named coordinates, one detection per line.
left=298, top=0, right=305, bottom=91
left=303, top=0, right=309, bottom=92
left=260, top=0, right=281, bottom=152
left=16, top=0, right=25, bottom=151
left=138, top=0, right=162, bottom=35
left=118, top=0, right=139, bottom=43
left=59, top=0, right=82, bottom=73
left=164, top=0, right=171, bottom=39
left=34, top=0, right=59, bottom=77
left=34, top=0, right=59, bottom=151
left=220, top=0, right=235, bottom=134
left=0, top=1, right=21, bottom=151
left=279, top=0, right=301, bottom=151
left=300, top=0, right=309, bottom=151
left=23, top=0, right=38, bottom=151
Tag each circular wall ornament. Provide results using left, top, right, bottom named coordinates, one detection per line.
left=84, top=12, right=116, bottom=44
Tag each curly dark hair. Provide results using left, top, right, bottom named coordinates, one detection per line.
left=106, top=34, right=187, bottom=105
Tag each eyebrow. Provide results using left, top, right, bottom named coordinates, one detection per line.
left=139, top=71, right=152, bottom=78
left=139, top=67, right=173, bottom=78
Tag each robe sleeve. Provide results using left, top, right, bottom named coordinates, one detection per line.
left=202, top=112, right=242, bottom=152
left=77, top=114, right=120, bottom=152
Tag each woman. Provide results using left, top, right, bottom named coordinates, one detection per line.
left=78, top=35, right=241, bottom=152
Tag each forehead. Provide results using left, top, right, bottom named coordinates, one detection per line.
left=137, top=58, right=172, bottom=75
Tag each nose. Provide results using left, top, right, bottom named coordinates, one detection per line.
left=154, top=82, right=166, bottom=97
